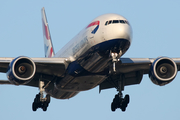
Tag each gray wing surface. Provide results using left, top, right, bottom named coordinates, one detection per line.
left=99, top=57, right=180, bottom=90
left=0, top=57, right=67, bottom=87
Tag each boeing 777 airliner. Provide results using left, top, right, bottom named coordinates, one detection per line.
left=0, top=7, right=179, bottom=112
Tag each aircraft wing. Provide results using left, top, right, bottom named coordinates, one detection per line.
left=0, top=57, right=67, bottom=87
left=99, top=57, right=180, bottom=91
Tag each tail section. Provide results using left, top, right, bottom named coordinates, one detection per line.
left=41, top=7, right=55, bottom=58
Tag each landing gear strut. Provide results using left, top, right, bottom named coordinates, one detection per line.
left=110, top=50, right=130, bottom=112
left=110, top=50, right=122, bottom=72
left=32, top=80, right=51, bottom=111
left=110, top=51, right=119, bottom=72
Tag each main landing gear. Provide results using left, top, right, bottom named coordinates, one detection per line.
left=32, top=80, right=51, bottom=111
left=111, top=92, right=130, bottom=112
left=110, top=50, right=130, bottom=112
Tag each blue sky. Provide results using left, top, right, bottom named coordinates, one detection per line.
left=0, top=0, right=180, bottom=120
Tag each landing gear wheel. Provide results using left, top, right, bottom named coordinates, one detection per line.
left=32, top=93, right=51, bottom=111
left=42, top=103, right=48, bottom=111
left=32, top=102, right=37, bottom=111
left=111, top=94, right=120, bottom=112
left=46, top=94, right=50, bottom=103
left=32, top=94, right=40, bottom=111
left=121, top=94, right=130, bottom=112
left=111, top=102, right=116, bottom=112
left=35, top=94, right=40, bottom=103
left=124, top=94, right=130, bottom=104
left=111, top=93, right=130, bottom=112
left=121, top=105, right=126, bottom=112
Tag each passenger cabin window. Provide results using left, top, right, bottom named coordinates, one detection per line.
left=105, top=20, right=130, bottom=26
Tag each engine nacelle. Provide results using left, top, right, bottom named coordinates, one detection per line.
left=149, top=57, right=177, bottom=86
left=7, top=56, right=36, bottom=85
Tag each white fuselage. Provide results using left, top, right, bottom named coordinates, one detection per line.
left=54, top=14, right=132, bottom=61
left=47, top=14, right=133, bottom=99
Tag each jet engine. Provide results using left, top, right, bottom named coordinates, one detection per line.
left=149, top=57, right=177, bottom=86
left=7, top=56, right=36, bottom=85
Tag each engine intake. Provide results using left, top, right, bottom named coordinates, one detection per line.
left=149, top=57, right=177, bottom=86
left=7, top=56, right=36, bottom=85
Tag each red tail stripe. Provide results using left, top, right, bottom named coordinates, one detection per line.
left=42, top=19, right=50, bottom=40
left=48, top=47, right=53, bottom=58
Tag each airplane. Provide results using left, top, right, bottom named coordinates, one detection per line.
left=0, top=7, right=179, bottom=112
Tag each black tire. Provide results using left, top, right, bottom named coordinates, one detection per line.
left=42, top=103, right=48, bottom=111
left=124, top=94, right=130, bottom=104
left=42, top=107, right=47, bottom=111
left=121, top=105, right=126, bottom=112
left=111, top=102, right=116, bottom=112
left=114, top=95, right=120, bottom=108
left=32, top=102, right=37, bottom=111
left=115, top=94, right=119, bottom=100
left=121, top=95, right=130, bottom=112
left=35, top=94, right=40, bottom=103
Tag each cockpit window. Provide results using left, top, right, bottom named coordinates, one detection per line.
left=120, top=20, right=125, bottom=23
left=113, top=20, right=119, bottom=23
left=105, top=20, right=130, bottom=26
left=125, top=20, right=130, bottom=25
left=108, top=20, right=112, bottom=24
